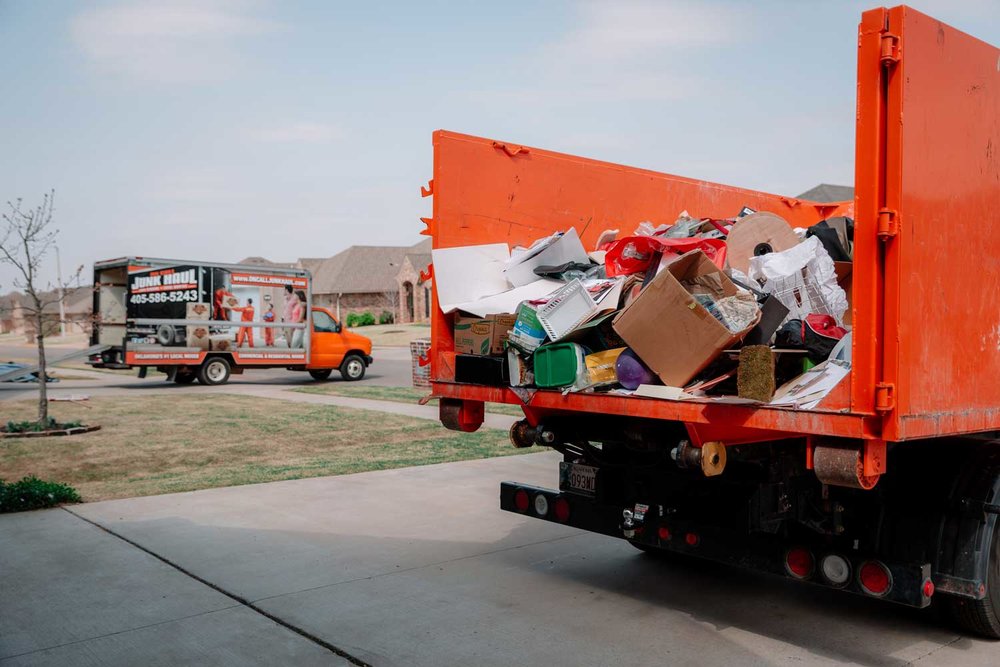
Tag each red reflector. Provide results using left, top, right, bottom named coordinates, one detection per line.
left=923, top=579, right=935, bottom=598
left=684, top=532, right=699, bottom=546
left=513, top=489, right=530, bottom=512
left=859, top=561, right=892, bottom=596
left=785, top=548, right=814, bottom=579
left=553, top=497, right=571, bottom=523
left=658, top=526, right=671, bottom=541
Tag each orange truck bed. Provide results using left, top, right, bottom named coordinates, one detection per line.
left=426, top=6, right=1000, bottom=458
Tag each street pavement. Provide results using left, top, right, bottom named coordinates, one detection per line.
left=3, top=453, right=997, bottom=666
left=0, top=345, right=415, bottom=400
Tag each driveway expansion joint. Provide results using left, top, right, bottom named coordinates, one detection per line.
left=61, top=507, right=373, bottom=667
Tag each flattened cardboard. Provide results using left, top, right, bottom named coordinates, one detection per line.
left=505, top=228, right=589, bottom=287
left=612, top=250, right=752, bottom=387
left=454, top=313, right=516, bottom=355
left=432, top=243, right=512, bottom=313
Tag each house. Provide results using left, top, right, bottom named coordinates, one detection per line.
left=796, top=183, right=854, bottom=203
left=237, top=239, right=433, bottom=324
left=0, top=286, right=93, bottom=340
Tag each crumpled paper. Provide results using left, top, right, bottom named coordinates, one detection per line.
left=748, top=236, right=848, bottom=326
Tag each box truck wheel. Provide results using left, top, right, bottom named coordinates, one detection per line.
left=340, top=354, right=366, bottom=381
left=309, top=369, right=332, bottom=381
left=198, top=357, right=231, bottom=385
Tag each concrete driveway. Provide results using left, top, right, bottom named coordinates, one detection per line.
left=3, top=453, right=996, bottom=666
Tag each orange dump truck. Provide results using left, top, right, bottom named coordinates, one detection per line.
left=426, top=7, right=1000, bottom=635
left=89, top=257, right=373, bottom=385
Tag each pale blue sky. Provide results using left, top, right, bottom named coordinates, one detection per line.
left=1, top=0, right=997, bottom=288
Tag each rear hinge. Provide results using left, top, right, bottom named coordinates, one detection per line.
left=875, top=382, right=896, bottom=412
left=877, top=208, right=898, bottom=240
left=880, top=32, right=900, bottom=66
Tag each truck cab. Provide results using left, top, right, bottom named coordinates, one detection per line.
left=306, top=307, right=374, bottom=381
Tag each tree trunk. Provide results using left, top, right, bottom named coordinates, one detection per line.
left=35, top=310, right=48, bottom=427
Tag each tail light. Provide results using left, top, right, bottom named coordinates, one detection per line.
left=553, top=497, right=571, bottom=523
left=658, top=526, right=672, bottom=541
left=533, top=494, right=549, bottom=517
left=684, top=532, right=700, bottom=547
left=785, top=548, right=814, bottom=579
left=858, top=561, right=892, bottom=596
left=819, top=554, right=851, bottom=587
left=513, top=489, right=529, bottom=512
left=922, top=579, right=935, bottom=598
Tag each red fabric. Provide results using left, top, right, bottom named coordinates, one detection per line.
left=803, top=314, right=847, bottom=341
left=602, top=236, right=727, bottom=277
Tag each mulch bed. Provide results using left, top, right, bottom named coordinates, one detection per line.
left=0, top=425, right=101, bottom=439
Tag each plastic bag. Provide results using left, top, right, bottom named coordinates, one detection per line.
left=603, top=236, right=727, bottom=277
left=747, top=236, right=848, bottom=325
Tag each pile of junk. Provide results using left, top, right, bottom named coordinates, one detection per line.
left=432, top=208, right=855, bottom=409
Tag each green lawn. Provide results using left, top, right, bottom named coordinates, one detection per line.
left=0, top=394, right=532, bottom=501
left=295, top=384, right=526, bottom=417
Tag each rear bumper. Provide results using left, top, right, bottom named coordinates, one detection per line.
left=365, top=355, right=374, bottom=365
left=500, top=481, right=935, bottom=609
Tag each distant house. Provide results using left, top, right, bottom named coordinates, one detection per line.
left=0, top=286, right=93, bottom=340
left=237, top=239, right=433, bottom=324
left=796, top=183, right=854, bottom=203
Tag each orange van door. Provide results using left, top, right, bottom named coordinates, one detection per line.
left=309, top=309, right=346, bottom=369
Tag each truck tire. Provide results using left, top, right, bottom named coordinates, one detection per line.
left=309, top=369, right=332, bottom=381
left=156, top=325, right=176, bottom=346
left=174, top=371, right=197, bottom=384
left=339, top=354, right=366, bottom=381
left=942, top=528, right=1000, bottom=638
left=197, top=357, right=231, bottom=385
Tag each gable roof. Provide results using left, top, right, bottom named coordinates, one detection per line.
left=235, top=256, right=299, bottom=269
left=796, top=183, right=854, bottom=203
left=311, top=240, right=429, bottom=295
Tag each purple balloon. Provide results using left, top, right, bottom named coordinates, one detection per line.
left=615, top=348, right=657, bottom=390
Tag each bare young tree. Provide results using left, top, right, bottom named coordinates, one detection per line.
left=1, top=190, right=61, bottom=426
left=379, top=288, right=401, bottom=323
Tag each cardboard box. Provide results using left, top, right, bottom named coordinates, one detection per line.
left=187, top=325, right=210, bottom=350
left=186, top=302, right=211, bottom=319
left=454, top=313, right=516, bottom=355
left=613, top=250, right=755, bottom=387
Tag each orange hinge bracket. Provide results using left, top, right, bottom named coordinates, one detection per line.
left=875, top=382, right=895, bottom=412
left=880, top=32, right=900, bottom=66
left=421, top=179, right=434, bottom=197
left=863, top=440, right=888, bottom=477
left=419, top=217, right=434, bottom=237
left=419, top=263, right=433, bottom=283
left=877, top=208, right=898, bottom=240
left=492, top=141, right=529, bottom=157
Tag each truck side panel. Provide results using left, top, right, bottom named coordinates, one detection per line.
left=881, top=7, right=1000, bottom=439
left=429, top=130, right=851, bottom=387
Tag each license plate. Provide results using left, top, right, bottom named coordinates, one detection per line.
left=559, top=461, right=598, bottom=496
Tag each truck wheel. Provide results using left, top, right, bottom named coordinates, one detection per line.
left=339, top=354, right=366, bottom=381
left=174, top=371, right=197, bottom=384
left=197, top=358, right=231, bottom=385
left=156, top=325, right=176, bottom=346
left=309, top=369, right=332, bottom=381
left=942, top=520, right=1000, bottom=638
